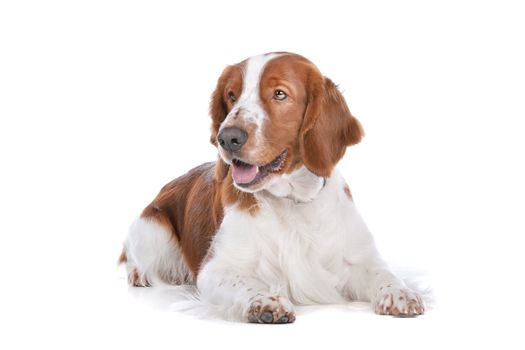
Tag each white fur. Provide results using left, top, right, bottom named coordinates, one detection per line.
left=122, top=168, right=425, bottom=321
left=196, top=168, right=425, bottom=321
left=123, top=217, right=192, bottom=286
left=265, top=166, right=326, bottom=203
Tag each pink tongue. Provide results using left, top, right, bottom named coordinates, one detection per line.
left=232, top=164, right=258, bottom=184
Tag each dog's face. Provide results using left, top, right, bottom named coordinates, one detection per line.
left=210, top=53, right=363, bottom=193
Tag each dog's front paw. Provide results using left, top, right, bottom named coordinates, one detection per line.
left=245, top=295, right=296, bottom=324
left=374, top=285, right=425, bottom=316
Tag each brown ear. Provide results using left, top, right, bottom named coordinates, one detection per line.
left=209, top=65, right=233, bottom=145
left=299, top=76, right=364, bottom=177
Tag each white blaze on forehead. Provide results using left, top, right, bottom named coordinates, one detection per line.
left=240, top=53, right=282, bottom=104
left=223, top=53, right=283, bottom=134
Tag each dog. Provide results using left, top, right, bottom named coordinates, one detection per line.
left=119, top=52, right=425, bottom=323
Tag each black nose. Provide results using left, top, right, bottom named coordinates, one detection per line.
left=217, top=127, right=248, bottom=152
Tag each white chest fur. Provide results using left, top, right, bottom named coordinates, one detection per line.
left=200, top=168, right=376, bottom=306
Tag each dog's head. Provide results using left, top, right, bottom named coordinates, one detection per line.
left=210, top=52, right=363, bottom=193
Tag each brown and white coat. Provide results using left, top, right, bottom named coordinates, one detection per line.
left=119, top=53, right=425, bottom=323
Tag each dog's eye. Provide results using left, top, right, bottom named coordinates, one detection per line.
left=228, top=91, right=236, bottom=102
left=273, top=90, right=287, bottom=101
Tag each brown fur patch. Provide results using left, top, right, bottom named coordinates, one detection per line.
left=117, top=249, right=127, bottom=265
left=343, top=184, right=353, bottom=200
left=138, top=159, right=258, bottom=278
left=140, top=162, right=225, bottom=277
left=299, top=74, right=364, bottom=178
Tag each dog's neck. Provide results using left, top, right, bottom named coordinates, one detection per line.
left=260, top=166, right=326, bottom=204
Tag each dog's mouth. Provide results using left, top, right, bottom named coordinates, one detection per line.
left=231, top=149, right=288, bottom=188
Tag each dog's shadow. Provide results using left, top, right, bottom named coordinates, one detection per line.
left=125, top=280, right=377, bottom=321
left=122, top=267, right=432, bottom=321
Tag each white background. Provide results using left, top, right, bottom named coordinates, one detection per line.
left=1, top=0, right=524, bottom=349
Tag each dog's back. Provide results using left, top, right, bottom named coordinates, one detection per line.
left=120, top=162, right=223, bottom=285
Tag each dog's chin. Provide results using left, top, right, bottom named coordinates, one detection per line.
left=220, top=149, right=288, bottom=193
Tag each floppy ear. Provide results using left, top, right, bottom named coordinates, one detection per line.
left=299, top=76, right=364, bottom=178
left=209, top=66, right=233, bottom=146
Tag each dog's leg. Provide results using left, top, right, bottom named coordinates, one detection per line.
left=119, top=217, right=193, bottom=286
left=343, top=260, right=426, bottom=316
left=197, top=262, right=295, bottom=324
left=338, top=200, right=425, bottom=316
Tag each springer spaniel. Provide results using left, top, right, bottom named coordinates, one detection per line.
left=119, top=52, right=425, bottom=323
